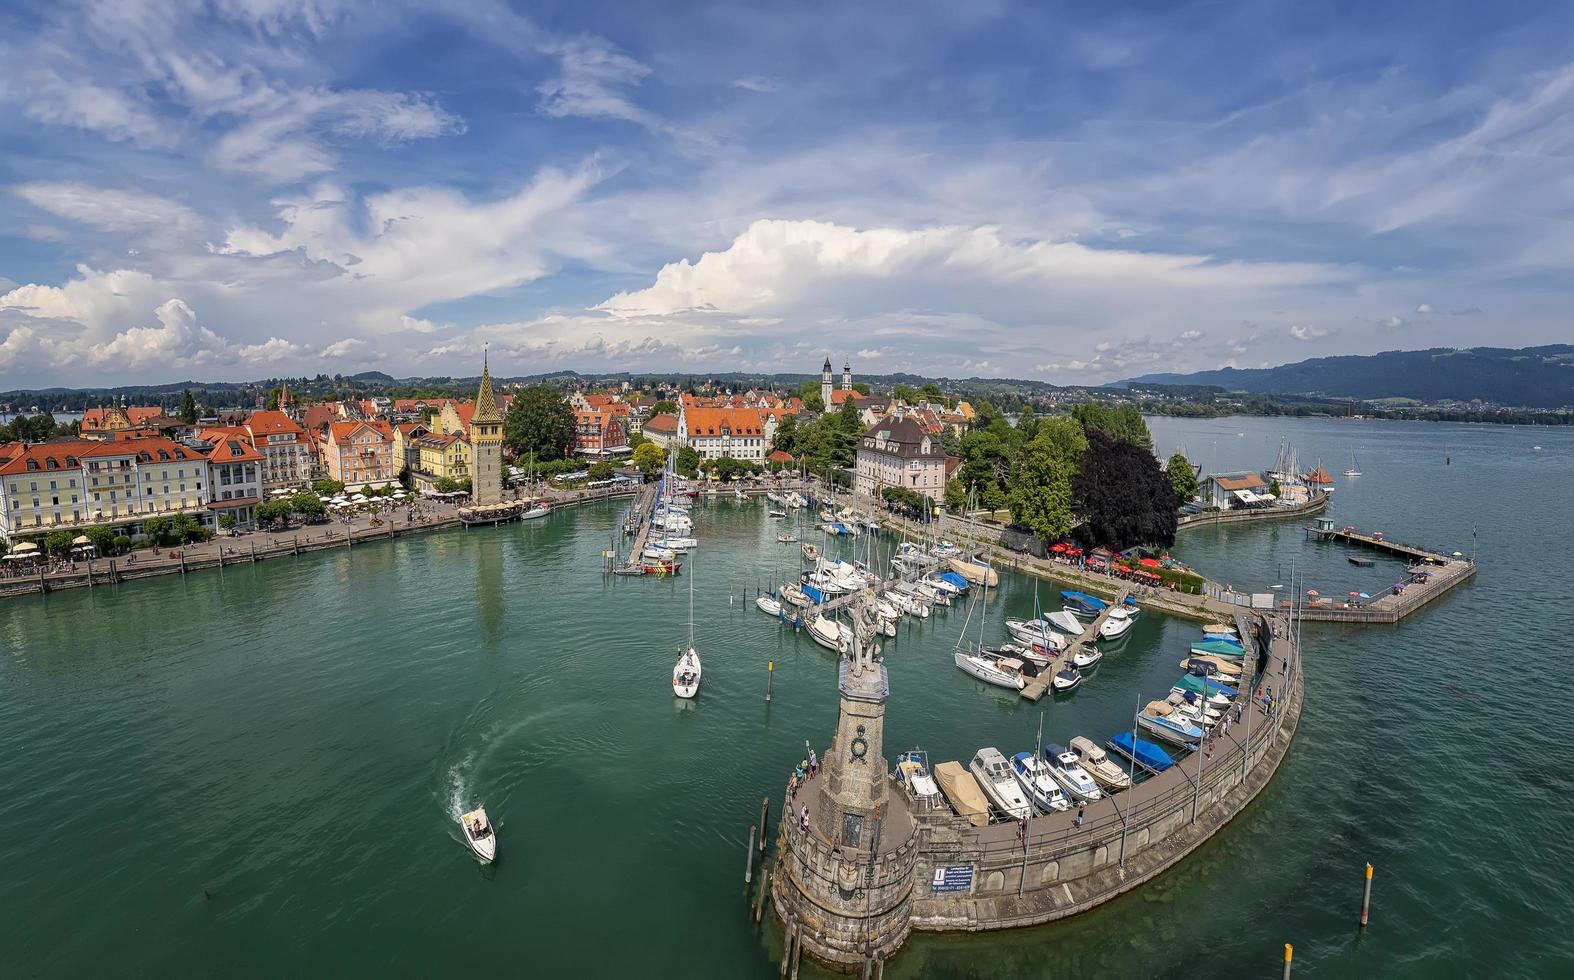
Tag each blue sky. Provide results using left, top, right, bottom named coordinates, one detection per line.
left=2, top=0, right=1573, bottom=387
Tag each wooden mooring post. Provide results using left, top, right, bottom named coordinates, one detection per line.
left=744, top=826, right=756, bottom=886
left=753, top=867, right=769, bottom=923
left=758, top=796, right=770, bottom=853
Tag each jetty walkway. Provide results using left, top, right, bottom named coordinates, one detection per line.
left=1021, top=590, right=1127, bottom=702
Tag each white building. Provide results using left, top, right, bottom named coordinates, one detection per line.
left=854, top=416, right=947, bottom=500
left=678, top=406, right=772, bottom=463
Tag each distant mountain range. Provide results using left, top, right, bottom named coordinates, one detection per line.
left=1124, top=345, right=1574, bottom=409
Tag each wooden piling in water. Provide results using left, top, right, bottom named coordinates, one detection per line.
left=759, top=796, right=770, bottom=854
left=780, top=921, right=794, bottom=977
left=753, top=868, right=769, bottom=923
left=745, top=825, right=756, bottom=886
left=790, top=926, right=802, bottom=980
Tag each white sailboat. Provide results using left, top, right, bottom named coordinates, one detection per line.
left=673, top=562, right=701, bottom=699
left=1344, top=447, right=1362, bottom=477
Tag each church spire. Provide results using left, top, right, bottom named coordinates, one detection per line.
left=475, top=346, right=502, bottom=423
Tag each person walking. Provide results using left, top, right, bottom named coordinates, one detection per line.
left=1074, top=806, right=1085, bottom=829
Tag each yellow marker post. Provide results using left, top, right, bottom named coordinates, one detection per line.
left=1360, top=863, right=1374, bottom=927
left=1283, top=943, right=1293, bottom=979
left=766, top=660, right=775, bottom=702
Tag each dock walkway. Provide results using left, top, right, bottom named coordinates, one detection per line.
left=1021, top=591, right=1127, bottom=702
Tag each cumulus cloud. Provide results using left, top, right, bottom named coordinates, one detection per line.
left=1289, top=323, right=1335, bottom=341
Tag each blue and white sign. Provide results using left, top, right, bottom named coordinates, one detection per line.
left=930, top=864, right=974, bottom=893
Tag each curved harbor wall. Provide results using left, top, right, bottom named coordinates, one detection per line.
left=1175, top=491, right=1329, bottom=532
left=771, top=614, right=1303, bottom=970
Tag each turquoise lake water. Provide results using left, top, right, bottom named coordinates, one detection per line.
left=0, top=415, right=1568, bottom=976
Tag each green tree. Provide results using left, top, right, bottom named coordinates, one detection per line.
left=44, top=529, right=74, bottom=555
left=651, top=399, right=679, bottom=417
left=504, top=385, right=577, bottom=461
left=311, top=478, right=346, bottom=497
left=1007, top=431, right=1079, bottom=542
left=835, top=399, right=864, bottom=436
left=631, top=442, right=666, bottom=480
left=709, top=456, right=751, bottom=482
left=771, top=413, right=799, bottom=455
left=179, top=389, right=198, bottom=425
left=890, top=384, right=919, bottom=404
left=171, top=513, right=202, bottom=543
left=851, top=382, right=871, bottom=395
left=265, top=386, right=282, bottom=411
left=587, top=460, right=615, bottom=481
left=290, top=493, right=325, bottom=518
left=1071, top=403, right=1152, bottom=449
left=944, top=477, right=967, bottom=511
left=798, top=381, right=824, bottom=413
left=676, top=445, right=701, bottom=477
left=142, top=516, right=172, bottom=544
left=1268, top=477, right=1281, bottom=498
left=1166, top=453, right=1199, bottom=502
left=84, top=525, right=114, bottom=554
left=219, top=513, right=238, bottom=532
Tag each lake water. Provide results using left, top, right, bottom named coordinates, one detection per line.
left=0, top=415, right=1568, bottom=976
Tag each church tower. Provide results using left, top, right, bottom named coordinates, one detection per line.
left=842, top=359, right=853, bottom=392
left=471, top=349, right=504, bottom=506
left=821, top=356, right=834, bottom=410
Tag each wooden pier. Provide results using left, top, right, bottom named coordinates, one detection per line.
left=1304, top=522, right=1453, bottom=566
left=617, top=483, right=662, bottom=571
left=1021, top=590, right=1127, bottom=702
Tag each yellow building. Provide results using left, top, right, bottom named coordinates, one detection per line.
left=411, top=433, right=471, bottom=492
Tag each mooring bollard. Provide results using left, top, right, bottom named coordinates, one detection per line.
left=1360, top=862, right=1373, bottom=927
left=1283, top=943, right=1293, bottom=978
left=745, top=825, right=756, bottom=885
left=766, top=660, right=774, bottom=702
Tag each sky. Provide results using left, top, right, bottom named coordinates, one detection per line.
left=2, top=0, right=1573, bottom=388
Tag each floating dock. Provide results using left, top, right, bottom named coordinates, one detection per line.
left=1020, top=590, right=1127, bottom=702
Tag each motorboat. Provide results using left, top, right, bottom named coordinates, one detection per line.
left=991, top=641, right=1051, bottom=670
left=1106, top=731, right=1175, bottom=774
left=970, top=748, right=1033, bottom=821
left=768, top=509, right=787, bottom=518
left=928, top=572, right=969, bottom=596
left=896, top=751, right=942, bottom=809
left=819, top=508, right=836, bottom=522
left=652, top=535, right=698, bottom=551
left=892, top=582, right=932, bottom=618
left=1181, top=654, right=1242, bottom=678
left=776, top=531, right=798, bottom=543
left=954, top=650, right=1027, bottom=691
left=1120, top=597, right=1142, bottom=619
left=1009, top=752, right=1072, bottom=812
left=1190, top=639, right=1245, bottom=659
left=881, top=589, right=919, bottom=617
left=1201, top=622, right=1238, bottom=637
left=1052, top=665, right=1082, bottom=691
left=1071, top=645, right=1103, bottom=670
left=779, top=582, right=813, bottom=607
left=933, top=760, right=990, bottom=827
left=913, top=580, right=950, bottom=607
left=641, top=546, right=675, bottom=562
left=1167, top=689, right=1222, bottom=726
left=756, top=592, right=783, bottom=617
left=930, top=540, right=962, bottom=559
left=766, top=491, right=785, bottom=505
left=1060, top=591, right=1106, bottom=620
left=887, top=588, right=930, bottom=619
left=672, top=646, right=701, bottom=698
left=1044, top=610, right=1085, bottom=636
left=1202, top=632, right=1242, bottom=645
left=1097, top=607, right=1136, bottom=641
left=1006, top=618, right=1064, bottom=651
left=802, top=543, right=820, bottom=561
left=458, top=807, right=497, bottom=864
left=949, top=556, right=1000, bottom=587
left=1174, top=673, right=1237, bottom=702
left=785, top=492, right=806, bottom=508
left=1137, top=700, right=1204, bottom=746
left=806, top=615, right=848, bottom=654
left=1068, top=736, right=1131, bottom=791
left=1042, top=743, right=1103, bottom=802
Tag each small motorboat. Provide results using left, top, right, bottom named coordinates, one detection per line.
left=458, top=806, right=497, bottom=864
left=768, top=509, right=787, bottom=518
left=933, top=760, right=990, bottom=827
left=896, top=750, right=942, bottom=809
left=673, top=647, right=702, bottom=699
left=892, top=582, right=932, bottom=618
left=1071, top=645, right=1102, bottom=670
left=652, top=535, right=698, bottom=551
left=1137, top=700, right=1204, bottom=746
left=1174, top=673, right=1237, bottom=702
left=806, top=615, right=848, bottom=654
left=1202, top=632, right=1242, bottom=645
left=1167, top=689, right=1222, bottom=727
left=1052, top=665, right=1082, bottom=691
left=1106, top=731, right=1174, bottom=774
left=954, top=650, right=1028, bottom=691
left=970, top=748, right=1032, bottom=821
left=756, top=592, right=783, bottom=617
left=779, top=582, right=813, bottom=607
left=949, top=556, right=1000, bottom=587
left=777, top=531, right=798, bottom=543
left=1097, top=607, right=1135, bottom=641
left=1010, top=752, right=1071, bottom=812
left=1044, top=610, right=1084, bottom=636
left=801, top=543, right=820, bottom=561
left=1069, top=736, right=1130, bottom=791
left=1007, top=618, right=1064, bottom=650
left=991, top=641, right=1050, bottom=670
left=1042, top=743, right=1103, bottom=802
left=1060, top=591, right=1106, bottom=619
left=641, top=546, right=675, bottom=562
left=1181, top=654, right=1242, bottom=678
left=1200, top=622, right=1238, bottom=637
left=1190, top=639, right=1245, bottom=659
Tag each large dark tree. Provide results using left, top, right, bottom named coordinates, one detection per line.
left=179, top=389, right=198, bottom=424
left=1072, top=429, right=1180, bottom=549
left=504, top=385, right=577, bottom=461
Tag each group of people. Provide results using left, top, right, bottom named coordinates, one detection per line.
left=787, top=747, right=819, bottom=802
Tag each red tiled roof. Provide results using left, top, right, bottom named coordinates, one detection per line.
left=684, top=407, right=764, bottom=438
left=246, top=410, right=304, bottom=438
left=205, top=437, right=264, bottom=464
left=0, top=439, right=100, bottom=475
left=643, top=413, right=678, bottom=434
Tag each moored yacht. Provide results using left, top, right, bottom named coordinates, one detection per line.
left=1042, top=743, right=1103, bottom=802
left=954, top=649, right=1028, bottom=690
left=1098, top=607, right=1136, bottom=641
left=1052, top=665, right=1082, bottom=691
left=970, top=748, right=1032, bottom=820
left=1009, top=752, right=1071, bottom=812
left=1006, top=618, right=1064, bottom=651
left=755, top=592, right=783, bottom=617
left=1068, top=736, right=1131, bottom=791
left=1137, top=700, right=1204, bottom=746
left=1044, top=610, right=1085, bottom=636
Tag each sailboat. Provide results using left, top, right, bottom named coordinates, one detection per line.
left=1344, top=447, right=1362, bottom=477
left=672, top=560, right=702, bottom=698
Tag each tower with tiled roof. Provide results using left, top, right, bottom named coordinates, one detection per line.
left=471, top=349, right=504, bottom=506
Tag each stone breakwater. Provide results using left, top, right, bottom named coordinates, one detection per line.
left=772, top=612, right=1302, bottom=973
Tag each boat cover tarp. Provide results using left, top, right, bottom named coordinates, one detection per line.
left=939, top=571, right=970, bottom=590
left=1108, top=731, right=1174, bottom=772
left=933, top=761, right=990, bottom=827
left=1175, top=673, right=1238, bottom=699
left=1061, top=591, right=1107, bottom=610
left=802, top=584, right=826, bottom=604
left=1191, top=639, right=1246, bottom=658
left=1203, top=633, right=1245, bottom=646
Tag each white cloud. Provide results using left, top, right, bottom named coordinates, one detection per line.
left=321, top=337, right=365, bottom=358
left=1415, top=303, right=1437, bottom=314
left=537, top=37, right=656, bottom=128
left=1289, top=323, right=1334, bottom=341
left=11, top=64, right=176, bottom=147
left=733, top=76, right=779, bottom=94
left=14, top=182, right=202, bottom=236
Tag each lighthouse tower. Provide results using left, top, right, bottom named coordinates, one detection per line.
left=773, top=594, right=919, bottom=970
